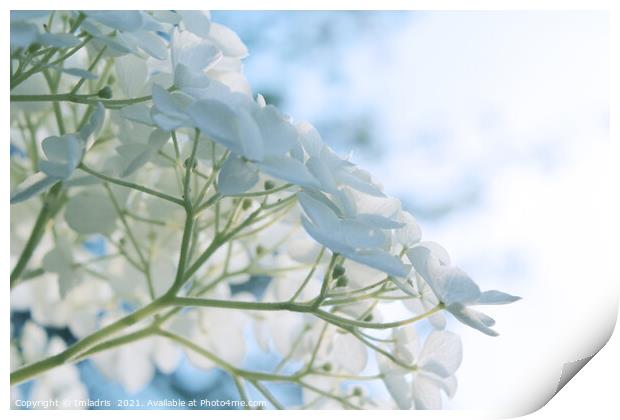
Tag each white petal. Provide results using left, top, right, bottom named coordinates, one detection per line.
left=152, top=84, right=190, bottom=119
left=41, top=239, right=73, bottom=275
left=178, top=11, right=211, bottom=38
left=394, top=325, right=420, bottom=362
left=119, top=104, right=154, bottom=125
left=172, top=29, right=222, bottom=71
left=39, top=135, right=83, bottom=179
left=418, top=331, right=462, bottom=377
left=152, top=10, right=182, bottom=25
left=117, top=345, right=155, bottom=393
left=297, top=122, right=323, bottom=157
left=348, top=249, right=411, bottom=279
left=87, top=11, right=144, bottom=32
left=301, top=215, right=352, bottom=256
left=383, top=372, right=412, bottom=409
left=79, top=102, right=105, bottom=142
left=38, top=32, right=80, bottom=47
left=187, top=99, right=241, bottom=152
left=11, top=22, right=39, bottom=48
left=208, top=22, right=248, bottom=57
left=333, top=333, right=367, bottom=374
left=64, top=191, right=117, bottom=235
left=356, top=213, right=404, bottom=229
left=396, top=211, right=422, bottom=247
left=390, top=276, right=418, bottom=296
left=406, top=246, right=443, bottom=299
left=68, top=308, right=99, bottom=338
left=174, top=63, right=210, bottom=90
left=59, top=67, right=97, bottom=80
left=258, top=156, right=318, bottom=188
left=151, top=111, right=186, bottom=131
left=21, top=321, right=47, bottom=362
left=340, top=220, right=386, bottom=249
left=343, top=258, right=386, bottom=288
left=217, top=154, right=259, bottom=195
left=132, top=31, right=167, bottom=60
left=428, top=313, right=447, bottom=330
left=411, top=373, right=442, bottom=409
left=475, top=290, right=521, bottom=305
left=306, top=156, right=339, bottom=194
left=254, top=105, right=299, bottom=155
left=447, top=304, right=499, bottom=336
left=10, top=173, right=57, bottom=204
left=115, top=54, right=148, bottom=98
left=236, top=108, right=264, bottom=161
left=433, top=266, right=481, bottom=306
left=152, top=337, right=181, bottom=374
left=298, top=192, right=340, bottom=228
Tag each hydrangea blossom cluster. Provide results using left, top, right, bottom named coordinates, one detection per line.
left=10, top=10, right=519, bottom=410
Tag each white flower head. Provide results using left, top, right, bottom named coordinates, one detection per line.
left=407, top=244, right=521, bottom=336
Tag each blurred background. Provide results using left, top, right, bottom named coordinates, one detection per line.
left=12, top=11, right=611, bottom=411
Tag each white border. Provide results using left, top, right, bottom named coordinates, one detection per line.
left=3, top=1, right=618, bottom=419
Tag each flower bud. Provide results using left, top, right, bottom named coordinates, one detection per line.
left=332, top=264, right=345, bottom=278
left=183, top=157, right=197, bottom=170
left=28, top=43, right=42, bottom=53
left=335, top=275, right=348, bottom=288
left=97, top=86, right=112, bottom=99
left=264, top=180, right=275, bottom=190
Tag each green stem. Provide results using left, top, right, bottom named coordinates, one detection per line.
left=104, top=184, right=155, bottom=299
left=250, top=381, right=285, bottom=410
left=70, top=45, right=107, bottom=94
left=289, top=247, right=325, bottom=302
left=232, top=375, right=251, bottom=410
left=164, top=131, right=199, bottom=297
left=10, top=183, right=64, bottom=288
left=155, top=329, right=293, bottom=382
left=11, top=299, right=165, bottom=385
left=315, top=253, right=339, bottom=306
left=10, top=14, right=87, bottom=90
left=10, top=92, right=153, bottom=109
left=314, top=304, right=443, bottom=330
left=78, top=163, right=184, bottom=206
left=171, top=297, right=313, bottom=313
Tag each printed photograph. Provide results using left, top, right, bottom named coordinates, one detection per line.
left=9, top=9, right=611, bottom=412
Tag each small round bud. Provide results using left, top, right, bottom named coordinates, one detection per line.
left=97, top=86, right=113, bottom=99
left=322, top=362, right=332, bottom=372
left=264, top=180, right=275, bottom=190
left=28, top=43, right=42, bottom=53
left=364, top=314, right=373, bottom=322
left=256, top=245, right=265, bottom=256
left=332, top=264, right=345, bottom=278
left=241, top=198, right=252, bottom=210
left=352, top=387, right=363, bottom=397
left=183, top=157, right=197, bottom=170
left=335, top=275, right=348, bottom=288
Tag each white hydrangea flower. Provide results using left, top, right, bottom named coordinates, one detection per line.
left=408, top=243, right=521, bottom=336
left=9, top=10, right=520, bottom=409
left=15, top=321, right=88, bottom=409
left=298, top=191, right=410, bottom=278
left=380, top=327, right=462, bottom=409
